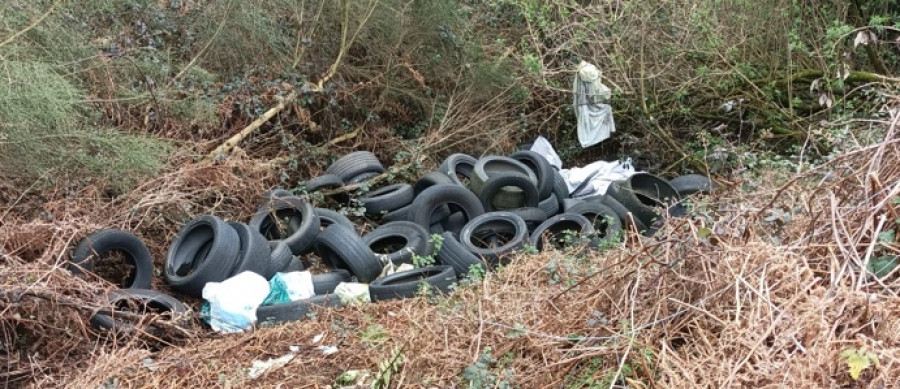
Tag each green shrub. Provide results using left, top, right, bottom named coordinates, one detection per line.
left=0, top=60, right=170, bottom=191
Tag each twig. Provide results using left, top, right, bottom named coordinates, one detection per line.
left=204, top=92, right=297, bottom=161
left=171, top=0, right=234, bottom=83
left=0, top=0, right=62, bottom=49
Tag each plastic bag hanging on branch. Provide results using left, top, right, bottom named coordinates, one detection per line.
left=573, top=60, right=615, bottom=148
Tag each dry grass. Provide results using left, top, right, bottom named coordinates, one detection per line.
left=2, top=109, right=900, bottom=388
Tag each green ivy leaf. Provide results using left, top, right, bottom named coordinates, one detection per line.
left=877, top=229, right=895, bottom=243
left=840, top=348, right=879, bottom=380
left=697, top=227, right=712, bottom=238
left=867, top=255, right=898, bottom=278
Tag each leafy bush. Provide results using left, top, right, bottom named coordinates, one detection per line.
left=0, top=60, right=169, bottom=191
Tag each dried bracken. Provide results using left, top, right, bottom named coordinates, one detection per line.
left=3, top=105, right=900, bottom=388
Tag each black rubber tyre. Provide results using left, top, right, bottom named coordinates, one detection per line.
left=470, top=156, right=537, bottom=206
left=408, top=184, right=485, bottom=236
left=227, top=222, right=272, bottom=278
left=459, top=211, right=529, bottom=265
left=261, top=188, right=294, bottom=203
left=382, top=203, right=452, bottom=224
left=312, top=269, right=353, bottom=295
left=508, top=207, right=548, bottom=233
left=165, top=215, right=241, bottom=297
left=551, top=169, right=570, bottom=203
left=510, top=150, right=554, bottom=199
left=562, top=198, right=583, bottom=212
left=70, top=229, right=154, bottom=289
left=325, top=151, right=384, bottom=182
left=436, top=232, right=486, bottom=279
left=538, top=194, right=561, bottom=217
left=283, top=257, right=304, bottom=273
left=250, top=196, right=320, bottom=255
left=669, top=174, right=716, bottom=196
left=606, top=174, right=680, bottom=230
left=601, top=195, right=648, bottom=233
left=346, top=171, right=380, bottom=184
left=477, top=173, right=540, bottom=212
left=629, top=173, right=681, bottom=204
left=414, top=171, right=455, bottom=195
left=90, top=289, right=188, bottom=333
left=265, top=240, right=294, bottom=278
left=528, top=213, right=595, bottom=252
left=314, top=224, right=382, bottom=282
left=362, top=221, right=432, bottom=265
left=257, top=294, right=344, bottom=326
left=304, top=174, right=344, bottom=192
left=439, top=153, right=478, bottom=187
left=312, top=208, right=355, bottom=230
left=565, top=201, right=624, bottom=245
left=360, top=183, right=414, bottom=216
left=369, top=265, right=457, bottom=301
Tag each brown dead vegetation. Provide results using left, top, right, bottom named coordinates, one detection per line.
left=1, top=101, right=898, bottom=387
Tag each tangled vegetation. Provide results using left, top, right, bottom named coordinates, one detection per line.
left=1, top=0, right=899, bottom=387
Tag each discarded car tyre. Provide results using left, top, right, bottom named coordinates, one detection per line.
left=312, top=208, right=355, bottom=231
left=407, top=184, right=485, bottom=236
left=250, top=196, right=320, bottom=255
left=477, top=174, right=540, bottom=212
left=565, top=201, right=624, bottom=246
left=439, top=153, right=478, bottom=187
left=436, top=232, right=487, bottom=278
left=601, top=195, right=648, bottom=234
left=362, top=221, right=432, bottom=265
left=528, top=213, right=595, bottom=252
left=346, top=171, right=380, bottom=184
left=459, top=211, right=529, bottom=265
left=413, top=171, right=455, bottom=195
left=509, top=150, right=555, bottom=199
left=70, top=229, right=154, bottom=289
left=90, top=289, right=188, bottom=333
left=360, top=183, right=414, bottom=217
left=606, top=173, right=682, bottom=230
left=551, top=169, right=570, bottom=204
left=304, top=174, right=344, bottom=192
left=538, top=194, right=561, bottom=217
left=369, top=265, right=457, bottom=301
left=165, top=215, right=241, bottom=297
left=470, top=156, right=537, bottom=206
left=257, top=294, right=344, bottom=326
left=508, top=207, right=548, bottom=233
left=314, top=224, right=382, bottom=282
left=312, top=269, right=353, bottom=295
left=282, top=257, right=304, bottom=273
left=265, top=240, right=294, bottom=279
left=325, top=151, right=384, bottom=182
left=668, top=174, right=715, bottom=196
left=227, top=222, right=272, bottom=278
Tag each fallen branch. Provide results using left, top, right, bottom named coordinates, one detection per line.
left=204, top=0, right=379, bottom=162
left=205, top=92, right=297, bottom=162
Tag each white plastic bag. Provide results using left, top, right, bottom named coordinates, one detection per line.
left=279, top=271, right=315, bottom=301
left=334, top=282, right=370, bottom=305
left=529, top=135, right=564, bottom=170
left=574, top=61, right=616, bottom=148
left=560, top=158, right=635, bottom=198
left=202, top=271, right=270, bottom=333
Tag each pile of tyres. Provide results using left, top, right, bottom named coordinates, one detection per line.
left=71, top=150, right=713, bottom=331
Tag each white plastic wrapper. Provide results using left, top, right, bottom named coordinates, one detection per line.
left=560, top=158, right=635, bottom=197
left=334, top=282, right=370, bottom=306
left=202, top=271, right=270, bottom=333
left=278, top=271, right=315, bottom=301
